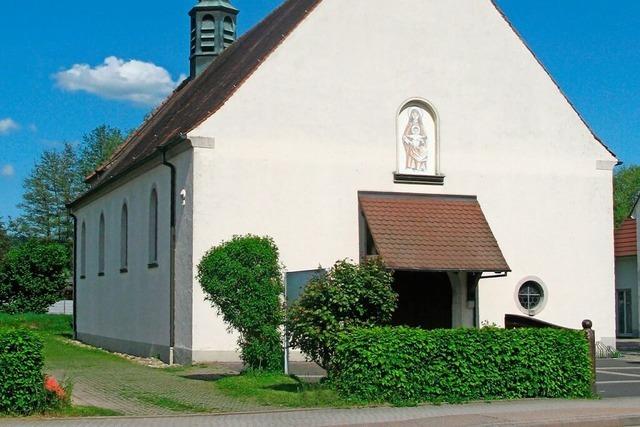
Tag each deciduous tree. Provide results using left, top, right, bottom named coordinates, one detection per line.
left=614, top=165, right=640, bottom=227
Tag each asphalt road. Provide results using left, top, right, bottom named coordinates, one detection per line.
left=597, top=358, right=640, bottom=398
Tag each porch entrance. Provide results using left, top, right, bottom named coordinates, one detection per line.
left=392, top=271, right=452, bottom=330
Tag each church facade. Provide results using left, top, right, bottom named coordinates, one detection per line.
left=70, top=0, right=619, bottom=364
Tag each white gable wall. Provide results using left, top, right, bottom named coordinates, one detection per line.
left=186, top=0, right=617, bottom=359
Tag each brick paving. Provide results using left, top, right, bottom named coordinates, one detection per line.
left=45, top=339, right=266, bottom=416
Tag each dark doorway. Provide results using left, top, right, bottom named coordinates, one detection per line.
left=392, top=271, right=452, bottom=330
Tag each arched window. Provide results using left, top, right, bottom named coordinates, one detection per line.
left=98, top=213, right=105, bottom=276
left=396, top=99, right=440, bottom=180
left=149, top=189, right=158, bottom=266
left=80, top=221, right=86, bottom=278
left=201, top=15, right=216, bottom=53
left=120, top=203, right=128, bottom=272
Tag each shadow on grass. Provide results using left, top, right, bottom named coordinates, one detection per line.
left=179, top=373, right=238, bottom=382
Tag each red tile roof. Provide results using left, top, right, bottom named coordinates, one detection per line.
left=71, top=0, right=323, bottom=207
left=615, top=218, right=637, bottom=257
left=359, top=192, right=510, bottom=272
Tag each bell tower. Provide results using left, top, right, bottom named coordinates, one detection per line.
left=189, top=0, right=239, bottom=79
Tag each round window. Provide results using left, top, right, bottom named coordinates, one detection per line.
left=515, top=277, right=547, bottom=316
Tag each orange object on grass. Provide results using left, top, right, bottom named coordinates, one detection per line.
left=44, top=375, right=66, bottom=399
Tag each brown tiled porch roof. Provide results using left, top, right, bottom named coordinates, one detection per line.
left=615, top=218, right=637, bottom=257
left=359, top=192, right=510, bottom=272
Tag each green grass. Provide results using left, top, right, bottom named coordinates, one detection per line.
left=0, top=313, right=349, bottom=415
left=44, top=405, right=122, bottom=417
left=215, top=372, right=346, bottom=408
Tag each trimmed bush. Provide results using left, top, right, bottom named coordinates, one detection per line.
left=0, top=329, right=46, bottom=415
left=331, top=327, right=593, bottom=405
left=197, top=235, right=284, bottom=371
left=0, top=240, right=70, bottom=314
left=287, top=259, right=397, bottom=370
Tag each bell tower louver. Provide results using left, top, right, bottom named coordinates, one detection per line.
left=189, top=0, right=239, bottom=79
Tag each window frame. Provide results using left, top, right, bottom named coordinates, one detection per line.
left=514, top=276, right=548, bottom=316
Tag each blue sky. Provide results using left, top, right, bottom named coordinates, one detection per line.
left=0, top=0, right=638, bottom=219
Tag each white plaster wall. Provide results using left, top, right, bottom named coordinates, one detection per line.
left=74, top=163, right=172, bottom=353
left=188, top=0, right=617, bottom=358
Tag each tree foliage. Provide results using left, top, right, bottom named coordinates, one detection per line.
left=0, top=220, right=10, bottom=263
left=13, top=144, right=83, bottom=243
left=614, top=165, right=640, bottom=227
left=287, top=259, right=398, bottom=370
left=11, top=125, right=125, bottom=244
left=197, top=235, right=284, bottom=371
left=0, top=241, right=70, bottom=314
left=77, top=125, right=126, bottom=181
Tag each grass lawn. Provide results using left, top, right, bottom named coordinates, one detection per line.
left=216, top=371, right=347, bottom=408
left=0, top=313, right=346, bottom=416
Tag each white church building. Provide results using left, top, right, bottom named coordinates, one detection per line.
left=70, top=0, right=619, bottom=365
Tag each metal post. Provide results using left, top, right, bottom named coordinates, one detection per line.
left=582, top=319, right=597, bottom=396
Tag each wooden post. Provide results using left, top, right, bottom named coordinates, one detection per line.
left=582, top=319, right=597, bottom=396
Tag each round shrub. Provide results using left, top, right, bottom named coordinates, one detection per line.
left=287, top=258, right=397, bottom=370
left=197, top=235, right=284, bottom=371
left=0, top=240, right=70, bottom=314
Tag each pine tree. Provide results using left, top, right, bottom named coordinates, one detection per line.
left=77, top=125, right=126, bottom=181
left=15, top=143, right=83, bottom=243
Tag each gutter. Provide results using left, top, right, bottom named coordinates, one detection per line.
left=159, top=134, right=186, bottom=365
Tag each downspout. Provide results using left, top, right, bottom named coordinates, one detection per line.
left=161, top=146, right=178, bottom=365
left=159, top=133, right=190, bottom=365
left=69, top=212, right=78, bottom=340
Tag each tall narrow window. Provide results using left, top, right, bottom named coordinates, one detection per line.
left=149, top=189, right=158, bottom=266
left=120, top=203, right=128, bottom=272
left=80, top=221, right=86, bottom=279
left=98, top=213, right=105, bottom=276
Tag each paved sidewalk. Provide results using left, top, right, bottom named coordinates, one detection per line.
left=4, top=398, right=640, bottom=427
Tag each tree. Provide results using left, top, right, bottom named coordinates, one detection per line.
left=287, top=258, right=398, bottom=370
left=197, top=235, right=284, bottom=371
left=0, top=220, right=10, bottom=263
left=614, top=165, right=640, bottom=227
left=0, top=240, right=70, bottom=314
left=14, top=144, right=83, bottom=243
left=77, top=125, right=126, bottom=181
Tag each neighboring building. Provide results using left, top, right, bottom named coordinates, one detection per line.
left=69, top=0, right=619, bottom=365
left=615, top=200, right=640, bottom=338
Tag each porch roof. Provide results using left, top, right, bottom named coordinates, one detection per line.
left=359, top=192, right=510, bottom=273
left=615, top=218, right=637, bottom=257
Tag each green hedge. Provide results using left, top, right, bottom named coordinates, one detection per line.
left=331, top=327, right=593, bottom=404
left=0, top=329, right=46, bottom=415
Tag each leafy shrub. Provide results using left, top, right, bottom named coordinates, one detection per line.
left=287, top=259, right=397, bottom=370
left=197, top=235, right=284, bottom=371
left=0, top=329, right=46, bottom=415
left=0, top=240, right=70, bottom=314
left=331, top=327, right=593, bottom=405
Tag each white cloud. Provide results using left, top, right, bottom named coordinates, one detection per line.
left=1, top=164, right=15, bottom=177
left=55, top=56, right=186, bottom=107
left=0, top=118, right=19, bottom=135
